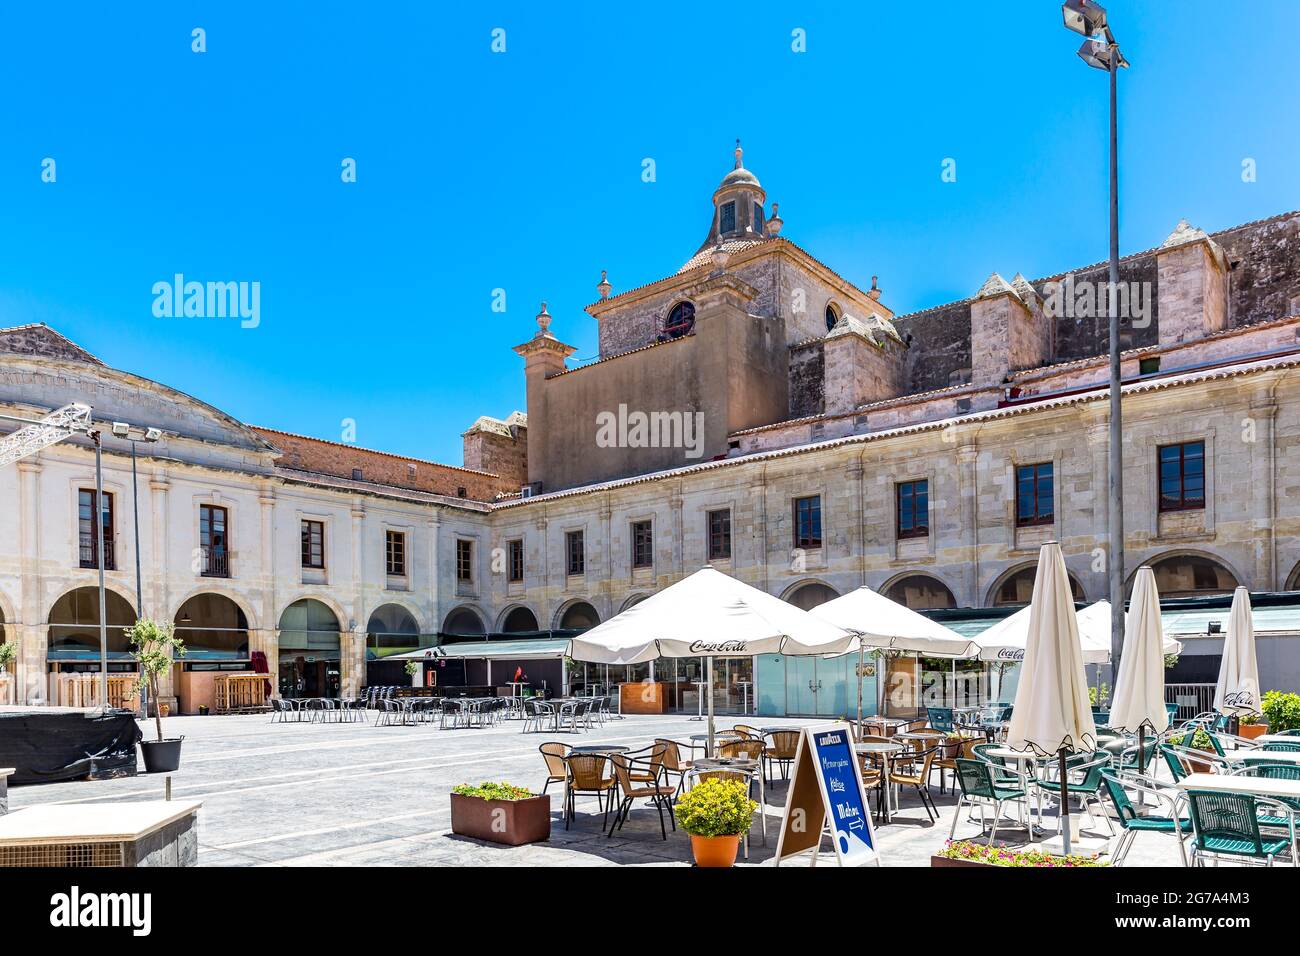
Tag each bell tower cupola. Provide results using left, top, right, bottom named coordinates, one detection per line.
left=706, top=140, right=767, bottom=244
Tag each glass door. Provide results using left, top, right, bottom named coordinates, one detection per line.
left=786, top=656, right=819, bottom=715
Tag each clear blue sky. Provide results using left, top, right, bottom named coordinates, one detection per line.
left=2, top=1, right=1297, bottom=466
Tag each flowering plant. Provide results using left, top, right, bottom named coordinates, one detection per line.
left=675, top=777, right=757, bottom=837
left=452, top=782, right=535, bottom=801
left=938, top=839, right=1106, bottom=867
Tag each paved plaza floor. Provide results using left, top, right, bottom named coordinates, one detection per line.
left=7, top=711, right=1185, bottom=866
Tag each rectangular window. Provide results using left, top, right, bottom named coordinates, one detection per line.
left=507, top=538, right=524, bottom=583
left=456, top=539, right=474, bottom=582
left=78, top=489, right=115, bottom=571
left=1015, top=463, right=1054, bottom=527
left=707, top=509, right=732, bottom=560
left=719, top=201, right=736, bottom=233
left=385, top=529, right=407, bottom=576
left=200, top=504, right=229, bottom=577
left=1159, top=441, right=1206, bottom=512
left=793, top=495, right=822, bottom=549
left=897, top=480, right=929, bottom=539
left=566, top=530, right=585, bottom=576
left=631, top=520, right=653, bottom=569
left=752, top=202, right=763, bottom=234
left=300, top=520, right=324, bottom=569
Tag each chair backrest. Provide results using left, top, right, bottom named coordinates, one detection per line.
left=953, top=757, right=997, bottom=800
left=1165, top=702, right=1179, bottom=720
left=540, top=742, right=568, bottom=777
left=1159, top=744, right=1188, bottom=782
left=608, top=753, right=638, bottom=796
left=1246, top=762, right=1300, bottom=811
left=1261, top=742, right=1300, bottom=752
left=972, top=742, right=1007, bottom=766
left=1077, top=751, right=1113, bottom=790
left=692, top=768, right=750, bottom=787
left=927, top=707, right=955, bottom=732
left=719, top=738, right=764, bottom=761
left=1099, top=771, right=1138, bottom=825
left=861, top=735, right=892, bottom=745
left=731, top=724, right=761, bottom=739
left=1186, top=789, right=1269, bottom=856
left=767, top=730, right=800, bottom=758
left=1277, top=729, right=1300, bottom=737
left=565, top=753, right=611, bottom=791
left=654, top=738, right=688, bottom=772
left=1205, top=732, right=1227, bottom=757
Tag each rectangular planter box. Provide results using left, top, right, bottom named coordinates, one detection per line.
left=449, top=792, right=551, bottom=847
left=931, top=854, right=992, bottom=867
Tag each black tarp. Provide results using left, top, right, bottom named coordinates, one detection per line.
left=0, top=709, right=142, bottom=785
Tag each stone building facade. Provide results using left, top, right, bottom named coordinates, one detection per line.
left=4, top=148, right=1300, bottom=711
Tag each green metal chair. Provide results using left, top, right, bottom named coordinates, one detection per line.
left=1186, top=789, right=1295, bottom=867
left=1118, top=736, right=1158, bottom=773
left=1274, top=729, right=1300, bottom=737
left=949, top=757, right=1026, bottom=846
left=1160, top=743, right=1190, bottom=782
left=1233, top=763, right=1300, bottom=827
left=1099, top=770, right=1192, bottom=866
left=1034, top=749, right=1116, bottom=835
left=927, top=707, right=955, bottom=733
left=1261, top=742, right=1300, bottom=753
left=972, top=742, right=1022, bottom=789
left=1164, top=702, right=1179, bottom=722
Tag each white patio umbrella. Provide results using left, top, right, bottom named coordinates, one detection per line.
left=1005, top=542, right=1096, bottom=855
left=811, top=586, right=974, bottom=730
left=975, top=599, right=1180, bottom=664
left=1109, top=566, right=1169, bottom=772
left=567, top=567, right=855, bottom=753
left=1214, top=586, right=1262, bottom=724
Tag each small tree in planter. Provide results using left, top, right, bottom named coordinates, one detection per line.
left=674, top=777, right=758, bottom=867
left=404, top=660, right=419, bottom=685
left=125, top=618, right=186, bottom=772
left=0, top=641, right=16, bottom=705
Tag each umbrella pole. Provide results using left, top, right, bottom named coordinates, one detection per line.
left=706, top=656, right=715, bottom=758
left=1058, top=747, right=1071, bottom=856
left=1137, top=725, right=1146, bottom=775
left=857, top=645, right=864, bottom=739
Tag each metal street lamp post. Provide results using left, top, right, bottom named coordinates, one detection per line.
left=1062, top=0, right=1129, bottom=683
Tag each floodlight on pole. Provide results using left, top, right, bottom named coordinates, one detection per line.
left=1062, top=0, right=1107, bottom=37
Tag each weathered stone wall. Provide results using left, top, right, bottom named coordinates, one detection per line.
left=463, top=424, right=528, bottom=491
left=788, top=340, right=825, bottom=418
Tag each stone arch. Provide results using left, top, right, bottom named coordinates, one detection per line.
left=277, top=592, right=351, bottom=635
left=442, top=604, right=487, bottom=636
left=781, top=579, right=841, bottom=610
left=46, top=585, right=138, bottom=659
left=554, top=599, right=601, bottom=632
left=880, top=571, right=958, bottom=610
left=985, top=563, right=1086, bottom=607
left=365, top=600, right=424, bottom=636
left=1286, top=560, right=1300, bottom=592
left=170, top=584, right=259, bottom=634
left=174, top=592, right=251, bottom=659
left=366, top=603, right=422, bottom=658
left=1135, top=550, right=1242, bottom=598
left=619, top=593, right=651, bottom=613
left=497, top=604, right=541, bottom=633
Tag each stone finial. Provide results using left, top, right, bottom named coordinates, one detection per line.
left=734, top=137, right=743, bottom=169
left=1011, top=272, right=1041, bottom=305
left=766, top=202, right=783, bottom=236
left=868, top=275, right=882, bottom=301
left=536, top=301, right=551, bottom=334
left=1161, top=218, right=1211, bottom=250
left=597, top=270, right=611, bottom=300
left=976, top=272, right=1016, bottom=299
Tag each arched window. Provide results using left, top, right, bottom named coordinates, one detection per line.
left=825, top=303, right=840, bottom=332
left=884, top=575, right=957, bottom=610
left=278, top=599, right=343, bottom=699
left=442, top=606, right=486, bottom=636
left=501, top=606, right=541, bottom=633
left=558, top=602, right=600, bottom=632
left=1146, top=554, right=1238, bottom=598
left=785, top=582, right=840, bottom=611
left=991, top=566, right=1085, bottom=607
left=175, top=593, right=250, bottom=659
left=367, top=603, right=420, bottom=657
left=47, top=587, right=137, bottom=660
left=663, top=301, right=695, bottom=339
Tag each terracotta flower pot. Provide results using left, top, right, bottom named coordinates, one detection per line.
left=1239, top=723, right=1269, bottom=740
left=690, top=834, right=741, bottom=867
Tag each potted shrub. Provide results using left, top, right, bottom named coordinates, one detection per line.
left=932, top=839, right=1106, bottom=867
left=450, top=782, right=550, bottom=846
left=125, top=618, right=186, bottom=773
left=405, top=660, right=419, bottom=685
left=1167, top=727, right=1217, bottom=774
left=1238, top=712, right=1268, bottom=740
left=1262, top=691, right=1300, bottom=734
left=674, top=776, right=758, bottom=867
left=0, top=641, right=15, bottom=706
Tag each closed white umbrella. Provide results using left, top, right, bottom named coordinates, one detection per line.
left=1109, top=566, right=1169, bottom=772
left=567, top=567, right=855, bottom=752
left=1005, top=542, right=1096, bottom=855
left=811, top=586, right=973, bottom=731
left=1214, top=586, right=1262, bottom=723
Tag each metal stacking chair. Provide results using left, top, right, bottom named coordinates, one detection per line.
left=927, top=707, right=955, bottom=733
left=1186, top=789, right=1295, bottom=867
left=889, top=745, right=940, bottom=822
left=654, top=738, right=695, bottom=795
left=949, top=757, right=1027, bottom=846
left=1261, top=742, right=1300, bottom=753
left=1099, top=770, right=1193, bottom=866
left=762, top=730, right=800, bottom=784
left=1034, top=750, right=1116, bottom=835
left=561, top=753, right=614, bottom=830
left=539, top=742, right=569, bottom=795
left=607, top=753, right=676, bottom=840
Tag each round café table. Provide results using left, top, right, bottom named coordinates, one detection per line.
left=570, top=744, right=630, bottom=754
left=854, top=741, right=904, bottom=824
left=693, top=756, right=767, bottom=845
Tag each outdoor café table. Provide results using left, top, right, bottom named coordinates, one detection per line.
left=694, top=756, right=767, bottom=844
left=570, top=744, right=630, bottom=754
left=854, top=741, right=904, bottom=824
left=507, top=681, right=528, bottom=700
left=1218, top=747, right=1300, bottom=765
left=690, top=731, right=741, bottom=758
left=759, top=726, right=798, bottom=735
left=1256, top=734, right=1300, bottom=746
left=1177, top=771, right=1300, bottom=802
left=985, top=746, right=1049, bottom=833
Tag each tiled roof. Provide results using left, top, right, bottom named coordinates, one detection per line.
left=251, top=425, right=499, bottom=478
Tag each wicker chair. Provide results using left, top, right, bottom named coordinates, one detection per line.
left=654, top=738, right=695, bottom=794
left=539, top=742, right=569, bottom=795
left=719, top=737, right=765, bottom=762
left=764, top=730, right=801, bottom=783
left=622, top=743, right=669, bottom=786
left=731, top=724, right=762, bottom=739
left=889, top=746, right=940, bottom=822
left=561, top=752, right=615, bottom=830
left=607, top=753, right=676, bottom=840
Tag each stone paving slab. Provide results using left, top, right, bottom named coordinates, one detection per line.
left=6, top=712, right=1185, bottom=866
